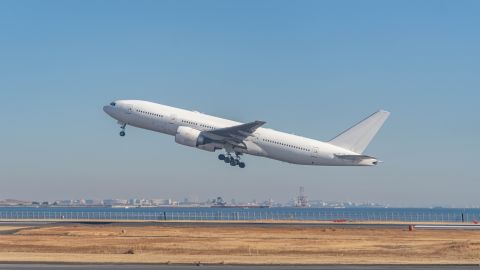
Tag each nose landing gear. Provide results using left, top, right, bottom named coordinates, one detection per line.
left=218, top=153, right=246, bottom=169
left=119, top=123, right=127, bottom=137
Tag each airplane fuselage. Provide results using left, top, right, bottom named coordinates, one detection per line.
left=104, top=100, right=383, bottom=167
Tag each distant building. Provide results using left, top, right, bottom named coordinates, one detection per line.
left=102, top=199, right=128, bottom=206
left=294, top=187, right=310, bottom=208
left=151, top=198, right=173, bottom=206
left=212, top=197, right=226, bottom=207
left=85, top=199, right=102, bottom=206
left=55, top=200, right=73, bottom=206
left=0, top=199, right=31, bottom=206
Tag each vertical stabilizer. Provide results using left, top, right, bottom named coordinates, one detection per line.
left=329, top=110, right=390, bottom=154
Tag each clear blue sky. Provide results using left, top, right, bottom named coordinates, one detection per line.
left=1, top=0, right=479, bottom=207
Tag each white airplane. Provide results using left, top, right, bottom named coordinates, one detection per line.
left=103, top=100, right=390, bottom=168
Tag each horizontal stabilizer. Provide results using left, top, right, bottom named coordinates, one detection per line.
left=329, top=110, right=390, bottom=154
left=334, top=154, right=376, bottom=161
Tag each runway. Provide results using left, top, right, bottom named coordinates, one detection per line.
left=0, top=264, right=479, bottom=270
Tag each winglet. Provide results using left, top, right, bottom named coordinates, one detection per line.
left=329, top=110, right=390, bottom=154
left=251, top=120, right=266, bottom=131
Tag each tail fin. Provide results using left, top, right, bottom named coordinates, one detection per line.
left=329, top=110, right=390, bottom=154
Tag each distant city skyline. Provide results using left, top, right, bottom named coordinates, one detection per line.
left=1, top=1, right=479, bottom=207
left=0, top=195, right=398, bottom=209
left=1, top=192, right=477, bottom=209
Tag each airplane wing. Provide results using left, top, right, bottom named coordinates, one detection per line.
left=201, top=120, right=266, bottom=148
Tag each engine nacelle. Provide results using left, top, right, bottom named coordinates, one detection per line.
left=175, top=126, right=216, bottom=152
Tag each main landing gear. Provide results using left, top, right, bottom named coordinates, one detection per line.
left=218, top=153, right=246, bottom=169
left=119, top=123, right=127, bottom=137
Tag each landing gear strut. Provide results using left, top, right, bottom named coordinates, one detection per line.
left=218, top=153, right=245, bottom=169
left=119, top=123, right=127, bottom=137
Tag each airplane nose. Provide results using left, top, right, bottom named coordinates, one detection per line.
left=103, top=105, right=112, bottom=115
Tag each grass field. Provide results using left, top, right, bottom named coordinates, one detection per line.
left=0, top=226, right=29, bottom=232
left=0, top=224, right=479, bottom=264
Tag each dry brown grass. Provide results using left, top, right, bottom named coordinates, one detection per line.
left=0, top=224, right=479, bottom=264
left=0, top=226, right=28, bottom=232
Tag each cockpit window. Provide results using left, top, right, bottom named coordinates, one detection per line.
left=110, top=102, right=116, bottom=106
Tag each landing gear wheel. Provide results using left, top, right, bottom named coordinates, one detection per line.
left=239, top=162, right=246, bottom=169
left=119, top=123, right=127, bottom=137
left=218, top=154, right=226, bottom=161
left=224, top=157, right=231, bottom=163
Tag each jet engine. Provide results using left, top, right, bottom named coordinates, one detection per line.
left=175, top=126, right=217, bottom=152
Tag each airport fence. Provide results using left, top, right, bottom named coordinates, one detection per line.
left=0, top=208, right=478, bottom=223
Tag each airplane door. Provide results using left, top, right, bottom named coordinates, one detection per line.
left=126, top=104, right=133, bottom=114
left=311, top=146, right=320, bottom=165
left=123, top=104, right=134, bottom=122
left=166, top=113, right=178, bottom=134
left=169, top=113, right=176, bottom=124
